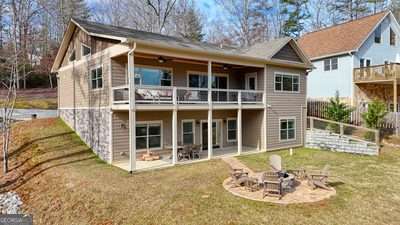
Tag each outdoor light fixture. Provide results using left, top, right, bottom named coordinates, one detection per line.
left=223, top=65, right=229, bottom=70
left=158, top=56, right=166, bottom=63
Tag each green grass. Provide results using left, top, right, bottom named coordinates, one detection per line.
left=2, top=118, right=400, bottom=225
left=0, top=98, right=57, bottom=109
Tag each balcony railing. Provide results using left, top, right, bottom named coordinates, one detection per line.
left=112, top=85, right=264, bottom=106
left=354, top=63, right=400, bottom=82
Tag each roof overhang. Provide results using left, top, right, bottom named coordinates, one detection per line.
left=52, top=19, right=313, bottom=72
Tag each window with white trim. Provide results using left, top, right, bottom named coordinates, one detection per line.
left=134, top=67, right=172, bottom=86
left=81, top=44, right=91, bottom=56
left=280, top=118, right=295, bottom=141
left=275, top=74, right=299, bottom=92
left=360, top=58, right=371, bottom=68
left=90, top=67, right=103, bottom=89
left=375, top=24, right=381, bottom=43
left=227, top=119, right=237, bottom=142
left=182, top=120, right=194, bottom=145
left=324, top=57, right=338, bottom=71
left=136, top=122, right=162, bottom=150
left=69, top=50, right=76, bottom=62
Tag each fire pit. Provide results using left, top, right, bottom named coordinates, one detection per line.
left=279, top=172, right=296, bottom=191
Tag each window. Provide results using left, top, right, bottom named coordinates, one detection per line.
left=280, top=118, right=295, bottom=141
left=275, top=73, right=299, bottom=92
left=134, top=67, right=172, bottom=86
left=324, top=58, right=338, bottom=71
left=182, top=120, right=194, bottom=145
left=227, top=119, right=237, bottom=142
left=69, top=50, right=76, bottom=62
left=81, top=44, right=91, bottom=56
left=360, top=58, right=371, bottom=68
left=91, top=67, right=103, bottom=89
left=324, top=59, right=330, bottom=71
left=375, top=24, right=381, bottom=43
left=331, top=58, right=338, bottom=70
left=390, top=28, right=396, bottom=46
left=188, top=73, right=227, bottom=89
left=136, top=122, right=162, bottom=150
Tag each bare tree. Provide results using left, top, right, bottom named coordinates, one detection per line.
left=214, top=0, right=272, bottom=47
left=146, top=0, right=177, bottom=33
left=1, top=0, right=19, bottom=174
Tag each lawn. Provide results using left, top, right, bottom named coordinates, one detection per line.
left=1, top=118, right=400, bottom=225
left=0, top=98, right=58, bottom=109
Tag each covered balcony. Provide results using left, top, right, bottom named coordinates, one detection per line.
left=110, top=52, right=266, bottom=110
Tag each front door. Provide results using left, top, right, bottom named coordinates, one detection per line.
left=246, top=73, right=257, bottom=90
left=201, top=121, right=221, bottom=150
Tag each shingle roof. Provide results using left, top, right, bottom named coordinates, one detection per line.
left=242, top=37, right=292, bottom=59
left=72, top=18, right=296, bottom=60
left=73, top=18, right=241, bottom=55
left=298, top=11, right=389, bottom=60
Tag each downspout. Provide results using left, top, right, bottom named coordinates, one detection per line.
left=128, top=42, right=136, bottom=173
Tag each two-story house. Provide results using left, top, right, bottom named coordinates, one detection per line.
left=299, top=11, right=400, bottom=108
left=51, top=18, right=312, bottom=172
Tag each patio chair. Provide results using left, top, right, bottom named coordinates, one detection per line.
left=307, top=164, right=330, bottom=190
left=179, top=145, right=192, bottom=161
left=245, top=177, right=260, bottom=192
left=191, top=144, right=201, bottom=159
left=229, top=168, right=249, bottom=187
left=269, top=154, right=282, bottom=172
left=262, top=173, right=283, bottom=199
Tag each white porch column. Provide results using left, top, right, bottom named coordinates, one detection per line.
left=237, top=93, right=242, bottom=155
left=208, top=60, right=213, bottom=159
left=128, top=47, right=136, bottom=172
left=172, top=87, right=178, bottom=164
left=263, top=65, right=268, bottom=151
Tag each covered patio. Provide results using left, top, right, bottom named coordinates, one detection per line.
left=113, top=146, right=259, bottom=171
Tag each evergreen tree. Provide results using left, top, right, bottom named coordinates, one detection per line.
left=280, top=0, right=310, bottom=37
left=181, top=3, right=204, bottom=41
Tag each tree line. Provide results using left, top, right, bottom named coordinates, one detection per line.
left=0, top=0, right=399, bottom=90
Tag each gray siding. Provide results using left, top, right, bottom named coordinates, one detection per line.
left=265, top=65, right=307, bottom=150
left=272, top=44, right=303, bottom=63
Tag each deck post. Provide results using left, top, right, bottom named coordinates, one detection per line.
left=172, top=87, right=178, bottom=164
left=172, top=109, right=178, bottom=165
left=237, top=91, right=242, bottom=155
left=208, top=60, right=213, bottom=159
left=263, top=65, right=268, bottom=151
left=395, top=79, right=399, bottom=135
left=128, top=46, right=136, bottom=172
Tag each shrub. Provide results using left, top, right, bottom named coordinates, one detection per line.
left=325, top=91, right=353, bottom=133
left=362, top=99, right=387, bottom=129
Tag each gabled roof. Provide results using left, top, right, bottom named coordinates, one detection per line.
left=298, top=11, right=390, bottom=60
left=52, top=18, right=313, bottom=72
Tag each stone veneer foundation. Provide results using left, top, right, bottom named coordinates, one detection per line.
left=59, top=108, right=111, bottom=162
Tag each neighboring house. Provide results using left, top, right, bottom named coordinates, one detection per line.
left=298, top=11, right=400, bottom=105
left=51, top=18, right=312, bottom=172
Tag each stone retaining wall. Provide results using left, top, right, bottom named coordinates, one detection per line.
left=305, top=129, right=379, bottom=155
left=59, top=108, right=111, bottom=162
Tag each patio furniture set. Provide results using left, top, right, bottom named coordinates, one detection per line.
left=177, top=144, right=202, bottom=161
left=229, top=154, right=331, bottom=199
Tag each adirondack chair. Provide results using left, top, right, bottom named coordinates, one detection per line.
left=229, top=168, right=249, bottom=187
left=269, top=154, right=282, bottom=172
left=307, top=164, right=330, bottom=190
left=261, top=171, right=283, bottom=199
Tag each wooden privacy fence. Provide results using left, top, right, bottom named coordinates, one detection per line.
left=307, top=99, right=400, bottom=131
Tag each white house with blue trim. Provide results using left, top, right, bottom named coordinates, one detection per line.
left=299, top=11, right=400, bottom=103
